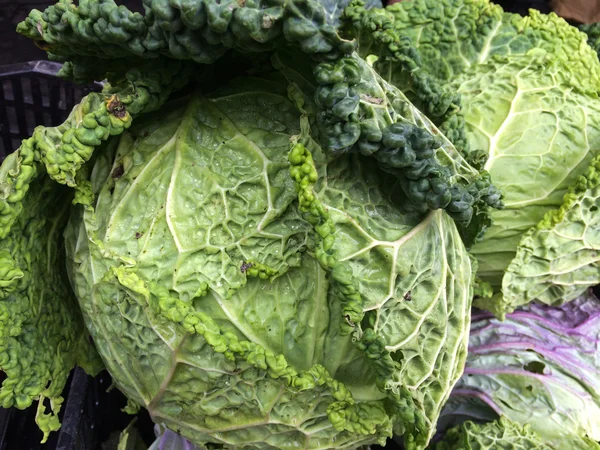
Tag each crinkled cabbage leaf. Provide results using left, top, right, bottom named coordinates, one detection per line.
left=17, top=0, right=360, bottom=64
left=0, top=58, right=194, bottom=440
left=434, top=417, right=552, bottom=450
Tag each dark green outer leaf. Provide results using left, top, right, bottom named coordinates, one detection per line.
left=17, top=0, right=356, bottom=64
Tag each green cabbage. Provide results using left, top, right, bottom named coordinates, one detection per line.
left=353, top=0, right=600, bottom=315
left=63, top=70, right=474, bottom=449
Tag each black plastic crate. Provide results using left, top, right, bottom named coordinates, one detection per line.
left=0, top=61, right=102, bottom=159
left=0, top=368, right=155, bottom=450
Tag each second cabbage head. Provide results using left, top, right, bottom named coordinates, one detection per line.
left=352, top=0, right=600, bottom=315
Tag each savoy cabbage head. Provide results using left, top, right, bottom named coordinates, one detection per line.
left=64, top=74, right=474, bottom=448
left=0, top=0, right=506, bottom=448
left=350, top=0, right=600, bottom=315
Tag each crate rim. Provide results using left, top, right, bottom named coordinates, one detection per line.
left=0, top=60, right=64, bottom=77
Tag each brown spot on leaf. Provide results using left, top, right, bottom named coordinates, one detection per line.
left=107, top=95, right=127, bottom=119
left=135, top=232, right=143, bottom=239
left=240, top=261, right=253, bottom=273
left=111, top=165, right=124, bottom=179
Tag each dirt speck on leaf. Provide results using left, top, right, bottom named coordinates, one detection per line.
left=111, top=165, right=124, bottom=179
